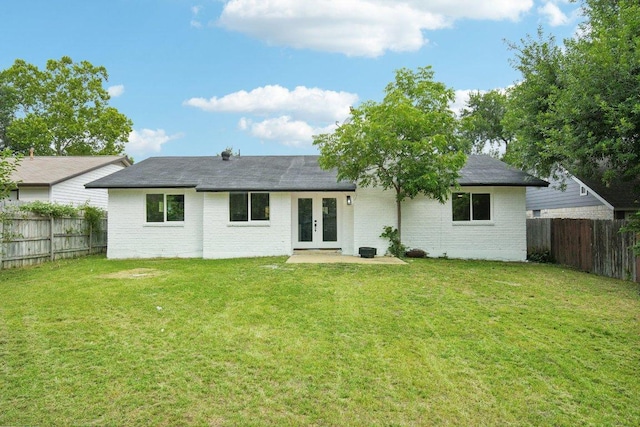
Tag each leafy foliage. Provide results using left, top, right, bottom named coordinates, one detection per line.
left=80, top=204, right=106, bottom=234
left=506, top=0, right=640, bottom=186
left=314, top=66, right=467, bottom=241
left=621, top=212, right=640, bottom=255
left=460, top=90, right=513, bottom=157
left=17, top=201, right=79, bottom=218
left=0, top=56, right=133, bottom=156
left=0, top=85, right=17, bottom=149
left=0, top=149, right=18, bottom=200
left=380, top=226, right=407, bottom=258
left=527, top=250, right=555, bottom=264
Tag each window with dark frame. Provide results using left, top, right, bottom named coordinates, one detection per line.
left=146, top=194, right=185, bottom=223
left=230, top=192, right=270, bottom=222
left=452, top=192, right=491, bottom=222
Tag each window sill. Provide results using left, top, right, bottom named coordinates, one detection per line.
left=227, top=222, right=271, bottom=227
left=144, top=222, right=185, bottom=227
left=452, top=221, right=494, bottom=226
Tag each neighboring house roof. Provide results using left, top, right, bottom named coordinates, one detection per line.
left=11, top=156, right=132, bottom=187
left=576, top=174, right=640, bottom=211
left=86, top=154, right=547, bottom=191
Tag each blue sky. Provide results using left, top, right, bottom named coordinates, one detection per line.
left=2, top=0, right=581, bottom=160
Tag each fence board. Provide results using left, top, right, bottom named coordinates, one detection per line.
left=527, top=218, right=638, bottom=282
left=1, top=214, right=107, bottom=269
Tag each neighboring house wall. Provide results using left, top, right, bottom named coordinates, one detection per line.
left=107, top=188, right=204, bottom=259
left=527, top=205, right=613, bottom=220
left=526, top=176, right=615, bottom=220
left=403, top=186, right=528, bottom=261
left=50, top=164, right=124, bottom=209
left=202, top=192, right=292, bottom=259
left=527, top=177, right=603, bottom=210
left=16, top=187, right=50, bottom=202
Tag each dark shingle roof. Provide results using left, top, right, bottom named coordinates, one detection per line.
left=86, top=154, right=547, bottom=191
left=577, top=174, right=640, bottom=210
left=86, top=156, right=357, bottom=192
left=458, top=155, right=548, bottom=187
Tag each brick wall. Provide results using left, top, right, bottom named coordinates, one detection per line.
left=527, top=205, right=613, bottom=220
left=202, top=192, right=292, bottom=259
left=107, top=189, right=204, bottom=259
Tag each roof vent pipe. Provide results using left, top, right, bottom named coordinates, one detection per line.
left=221, top=150, right=231, bottom=161
left=29, top=147, right=34, bottom=159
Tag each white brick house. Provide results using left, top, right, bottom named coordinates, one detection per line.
left=87, top=155, right=548, bottom=261
left=8, top=155, right=131, bottom=210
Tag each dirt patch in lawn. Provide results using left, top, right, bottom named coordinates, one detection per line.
left=99, top=268, right=167, bottom=280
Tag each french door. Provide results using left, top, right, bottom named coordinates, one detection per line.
left=295, top=195, right=339, bottom=249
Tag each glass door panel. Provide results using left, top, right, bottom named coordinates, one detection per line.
left=322, top=198, right=337, bottom=242
left=298, top=198, right=313, bottom=242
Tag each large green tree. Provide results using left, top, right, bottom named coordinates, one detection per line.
left=0, top=85, right=16, bottom=149
left=313, top=66, right=467, bottom=243
left=506, top=0, right=640, bottom=184
left=0, top=56, right=132, bottom=156
left=0, top=149, right=18, bottom=200
left=460, top=89, right=514, bottom=157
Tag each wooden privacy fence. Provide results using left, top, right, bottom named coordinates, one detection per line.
left=0, top=214, right=107, bottom=269
left=527, top=218, right=639, bottom=282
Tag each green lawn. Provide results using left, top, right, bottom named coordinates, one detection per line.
left=1, top=256, right=638, bottom=426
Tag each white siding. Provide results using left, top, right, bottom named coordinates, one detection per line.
left=107, top=189, right=203, bottom=259
left=51, top=164, right=124, bottom=209
left=402, top=186, right=528, bottom=261
left=202, top=192, right=292, bottom=259
left=16, top=187, right=50, bottom=202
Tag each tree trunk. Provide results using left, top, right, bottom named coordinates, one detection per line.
left=396, top=197, right=402, bottom=243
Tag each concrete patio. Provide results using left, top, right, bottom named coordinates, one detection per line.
left=286, top=250, right=406, bottom=265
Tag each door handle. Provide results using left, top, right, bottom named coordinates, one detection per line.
left=314, top=219, right=317, bottom=232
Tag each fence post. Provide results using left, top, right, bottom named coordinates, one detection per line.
left=50, top=217, right=55, bottom=261
left=0, top=217, right=3, bottom=270
left=88, top=222, right=93, bottom=254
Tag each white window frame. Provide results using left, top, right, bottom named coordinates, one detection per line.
left=452, top=191, right=493, bottom=224
left=145, top=193, right=185, bottom=224
left=229, top=192, right=270, bottom=224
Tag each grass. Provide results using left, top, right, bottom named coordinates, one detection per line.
left=1, top=256, right=639, bottom=426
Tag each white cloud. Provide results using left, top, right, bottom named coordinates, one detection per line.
left=186, top=85, right=357, bottom=147
left=239, top=116, right=336, bottom=147
left=126, top=129, right=183, bottom=155
left=539, top=1, right=568, bottom=26
left=107, top=85, right=125, bottom=98
left=185, top=85, right=358, bottom=122
left=539, top=1, right=582, bottom=27
left=216, top=0, right=534, bottom=57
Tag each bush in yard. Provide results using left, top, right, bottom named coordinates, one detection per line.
left=528, top=250, right=554, bottom=263
left=405, top=248, right=428, bottom=258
